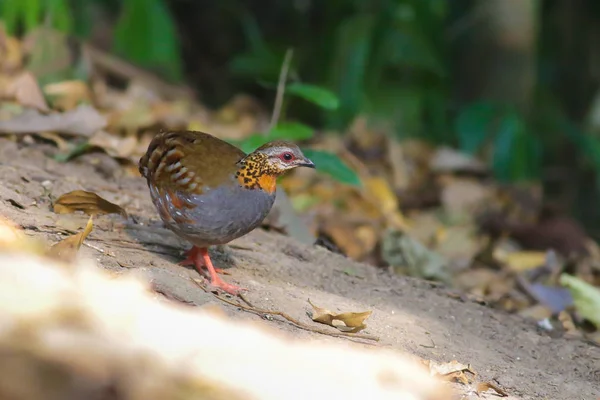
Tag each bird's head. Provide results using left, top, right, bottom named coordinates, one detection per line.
left=236, top=141, right=315, bottom=193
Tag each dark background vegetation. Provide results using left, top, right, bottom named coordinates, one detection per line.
left=3, top=0, right=600, bottom=237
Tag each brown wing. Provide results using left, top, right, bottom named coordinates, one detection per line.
left=139, top=131, right=246, bottom=196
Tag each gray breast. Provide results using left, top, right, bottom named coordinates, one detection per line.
left=151, top=179, right=276, bottom=247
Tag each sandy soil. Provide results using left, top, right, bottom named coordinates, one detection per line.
left=0, top=138, right=598, bottom=400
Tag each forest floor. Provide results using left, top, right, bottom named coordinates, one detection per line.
left=0, top=137, right=598, bottom=400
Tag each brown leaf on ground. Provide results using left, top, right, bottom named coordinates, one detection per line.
left=0, top=104, right=106, bottom=136
left=476, top=382, right=508, bottom=397
left=424, top=359, right=477, bottom=380
left=53, top=190, right=127, bottom=218
left=0, top=71, right=49, bottom=112
left=88, top=130, right=139, bottom=159
left=47, top=216, right=93, bottom=261
left=44, top=80, right=92, bottom=111
left=495, top=250, right=547, bottom=272
left=0, top=26, right=22, bottom=72
left=307, top=299, right=372, bottom=333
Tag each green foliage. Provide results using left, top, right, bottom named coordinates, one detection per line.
left=456, top=102, right=499, bottom=155
left=1, top=0, right=73, bottom=33
left=560, top=274, right=600, bottom=329
left=0, top=0, right=183, bottom=82
left=113, top=0, right=182, bottom=81
left=492, top=111, right=541, bottom=182
left=301, top=149, right=361, bottom=186
left=286, top=83, right=339, bottom=110
left=232, top=80, right=359, bottom=186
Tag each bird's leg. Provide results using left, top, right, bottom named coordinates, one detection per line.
left=196, top=247, right=245, bottom=295
left=179, top=246, right=228, bottom=274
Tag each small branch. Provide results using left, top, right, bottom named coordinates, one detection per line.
left=268, top=48, right=294, bottom=132
left=192, top=278, right=379, bottom=342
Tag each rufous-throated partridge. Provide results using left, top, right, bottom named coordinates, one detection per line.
left=139, top=130, right=315, bottom=294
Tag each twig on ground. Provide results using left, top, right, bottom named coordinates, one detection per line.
left=191, top=278, right=380, bottom=342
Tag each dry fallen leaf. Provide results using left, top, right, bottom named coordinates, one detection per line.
left=307, top=299, right=372, bottom=333
left=496, top=250, right=547, bottom=272
left=0, top=71, right=49, bottom=112
left=53, top=190, right=127, bottom=218
left=44, top=80, right=92, bottom=110
left=88, top=129, right=139, bottom=159
left=47, top=216, right=93, bottom=261
left=362, top=176, right=408, bottom=229
left=0, top=104, right=106, bottom=136
left=476, top=382, right=508, bottom=397
left=425, top=359, right=476, bottom=378
left=0, top=26, right=23, bottom=72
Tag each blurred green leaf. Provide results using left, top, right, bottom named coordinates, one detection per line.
left=560, top=273, right=600, bottom=329
left=456, top=102, right=499, bottom=154
left=268, top=122, right=314, bottom=141
left=23, top=0, right=41, bottom=32
left=301, top=149, right=360, bottom=186
left=329, top=14, right=374, bottom=128
left=47, top=0, right=73, bottom=33
left=364, top=85, right=423, bottom=137
left=113, top=0, right=182, bottom=81
left=230, top=13, right=282, bottom=81
left=287, top=83, right=340, bottom=110
left=492, top=110, right=540, bottom=182
left=235, top=134, right=270, bottom=154
left=385, top=30, right=445, bottom=76
left=2, top=0, right=22, bottom=33
left=235, top=122, right=315, bottom=153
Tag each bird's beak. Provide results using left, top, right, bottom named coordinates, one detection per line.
left=299, top=158, right=315, bottom=169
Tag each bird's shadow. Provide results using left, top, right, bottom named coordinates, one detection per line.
left=120, top=213, right=237, bottom=272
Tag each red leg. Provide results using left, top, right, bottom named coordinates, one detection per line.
left=179, top=246, right=228, bottom=274
left=189, top=247, right=245, bottom=295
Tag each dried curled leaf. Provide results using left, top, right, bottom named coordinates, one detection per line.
left=424, top=359, right=476, bottom=378
left=307, top=299, right=372, bottom=333
left=53, top=190, right=127, bottom=218
left=47, top=216, right=93, bottom=261
left=476, top=382, right=508, bottom=397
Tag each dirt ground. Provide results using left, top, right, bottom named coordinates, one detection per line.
left=0, top=137, right=598, bottom=400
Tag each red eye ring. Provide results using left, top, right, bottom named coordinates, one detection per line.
left=280, top=152, right=294, bottom=162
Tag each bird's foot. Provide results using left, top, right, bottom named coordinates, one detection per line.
left=180, top=246, right=229, bottom=274
left=208, top=276, right=247, bottom=296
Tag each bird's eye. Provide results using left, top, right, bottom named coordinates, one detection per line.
left=280, top=152, right=294, bottom=162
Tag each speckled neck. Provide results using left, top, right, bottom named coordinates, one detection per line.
left=235, top=152, right=279, bottom=194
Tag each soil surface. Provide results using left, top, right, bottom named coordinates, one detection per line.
left=0, top=138, right=598, bottom=400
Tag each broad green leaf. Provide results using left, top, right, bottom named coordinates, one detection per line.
left=2, top=0, right=23, bottom=34
left=456, top=102, right=499, bottom=154
left=23, top=0, right=41, bottom=32
left=364, top=85, right=423, bottom=138
left=233, top=123, right=314, bottom=154
left=287, top=83, right=340, bottom=110
left=560, top=274, right=600, bottom=329
left=47, top=0, right=73, bottom=33
left=385, top=30, right=445, bottom=76
left=233, top=134, right=270, bottom=154
left=268, top=122, right=314, bottom=141
left=328, top=14, right=374, bottom=128
left=492, top=111, right=540, bottom=182
left=113, top=0, right=182, bottom=81
left=492, top=111, right=520, bottom=182
left=301, top=149, right=360, bottom=186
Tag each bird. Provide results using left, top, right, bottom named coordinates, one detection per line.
left=139, top=130, right=315, bottom=295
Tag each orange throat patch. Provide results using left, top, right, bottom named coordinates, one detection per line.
left=236, top=172, right=277, bottom=194
left=236, top=153, right=279, bottom=194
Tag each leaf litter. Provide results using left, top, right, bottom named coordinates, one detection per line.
left=53, top=190, right=128, bottom=218
left=0, top=25, right=598, bottom=393
left=307, top=299, right=372, bottom=333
